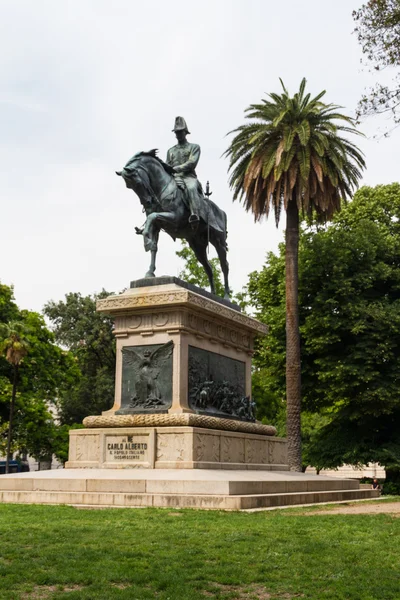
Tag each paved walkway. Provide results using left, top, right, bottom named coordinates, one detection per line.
left=302, top=501, right=400, bottom=516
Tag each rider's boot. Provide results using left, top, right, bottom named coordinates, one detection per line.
left=187, top=189, right=201, bottom=229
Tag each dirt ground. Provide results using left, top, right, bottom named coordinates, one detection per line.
left=301, top=500, right=400, bottom=516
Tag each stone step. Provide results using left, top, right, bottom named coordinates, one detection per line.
left=236, top=489, right=380, bottom=510
left=0, top=475, right=360, bottom=496
left=0, top=469, right=378, bottom=510
left=0, top=487, right=379, bottom=510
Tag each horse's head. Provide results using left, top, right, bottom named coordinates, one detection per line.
left=116, top=151, right=165, bottom=211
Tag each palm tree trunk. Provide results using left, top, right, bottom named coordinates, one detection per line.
left=5, top=365, right=18, bottom=475
left=285, top=199, right=302, bottom=471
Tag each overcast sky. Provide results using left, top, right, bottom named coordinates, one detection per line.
left=1, top=0, right=399, bottom=313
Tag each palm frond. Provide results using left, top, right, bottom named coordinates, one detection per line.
left=225, top=78, right=365, bottom=224
left=297, top=120, right=311, bottom=146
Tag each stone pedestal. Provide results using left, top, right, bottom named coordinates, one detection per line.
left=66, top=423, right=287, bottom=470
left=66, top=278, right=288, bottom=471
left=96, top=277, right=268, bottom=420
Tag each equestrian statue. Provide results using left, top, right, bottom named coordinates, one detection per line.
left=116, top=117, right=230, bottom=299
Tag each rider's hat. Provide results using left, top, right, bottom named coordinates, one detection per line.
left=172, top=116, right=190, bottom=134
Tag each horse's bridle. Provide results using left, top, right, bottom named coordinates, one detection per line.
left=132, top=162, right=171, bottom=212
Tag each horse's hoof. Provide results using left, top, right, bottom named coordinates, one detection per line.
left=145, top=272, right=156, bottom=278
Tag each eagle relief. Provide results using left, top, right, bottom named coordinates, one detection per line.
left=118, top=341, right=174, bottom=414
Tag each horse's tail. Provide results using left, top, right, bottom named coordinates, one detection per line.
left=224, top=211, right=228, bottom=251
left=205, top=199, right=228, bottom=243
left=218, top=207, right=228, bottom=250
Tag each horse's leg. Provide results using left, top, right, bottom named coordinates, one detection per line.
left=145, top=230, right=159, bottom=278
left=214, top=234, right=230, bottom=299
left=143, top=212, right=180, bottom=278
left=141, top=213, right=160, bottom=277
left=142, top=213, right=158, bottom=253
left=189, top=239, right=216, bottom=295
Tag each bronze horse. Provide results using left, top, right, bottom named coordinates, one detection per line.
left=116, top=150, right=230, bottom=299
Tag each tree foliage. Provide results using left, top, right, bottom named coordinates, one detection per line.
left=44, top=291, right=116, bottom=424
left=0, top=320, right=30, bottom=469
left=224, top=78, right=365, bottom=224
left=248, top=183, right=400, bottom=472
left=353, top=0, right=400, bottom=127
left=247, top=249, right=286, bottom=414
left=0, top=283, right=78, bottom=461
left=0, top=284, right=19, bottom=424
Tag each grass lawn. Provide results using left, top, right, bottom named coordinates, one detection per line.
left=0, top=503, right=399, bottom=599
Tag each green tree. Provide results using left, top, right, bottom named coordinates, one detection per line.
left=247, top=249, right=287, bottom=430
left=301, top=184, right=400, bottom=481
left=44, top=291, right=116, bottom=424
left=225, top=79, right=365, bottom=470
left=0, top=283, right=19, bottom=324
left=353, top=0, right=400, bottom=129
left=0, top=283, right=78, bottom=464
left=248, top=183, right=400, bottom=478
left=0, top=321, right=29, bottom=473
left=17, top=403, right=79, bottom=466
left=0, top=284, right=19, bottom=425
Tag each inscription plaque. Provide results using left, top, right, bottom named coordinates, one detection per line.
left=104, top=433, right=153, bottom=466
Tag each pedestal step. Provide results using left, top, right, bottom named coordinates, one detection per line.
left=0, top=469, right=379, bottom=510
left=0, top=488, right=379, bottom=510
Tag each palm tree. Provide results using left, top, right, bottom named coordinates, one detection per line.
left=0, top=321, right=29, bottom=473
left=225, top=79, right=365, bottom=471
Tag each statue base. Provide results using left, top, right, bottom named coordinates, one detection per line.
left=95, top=277, right=268, bottom=421
left=66, top=423, right=287, bottom=470
left=66, top=278, right=288, bottom=471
